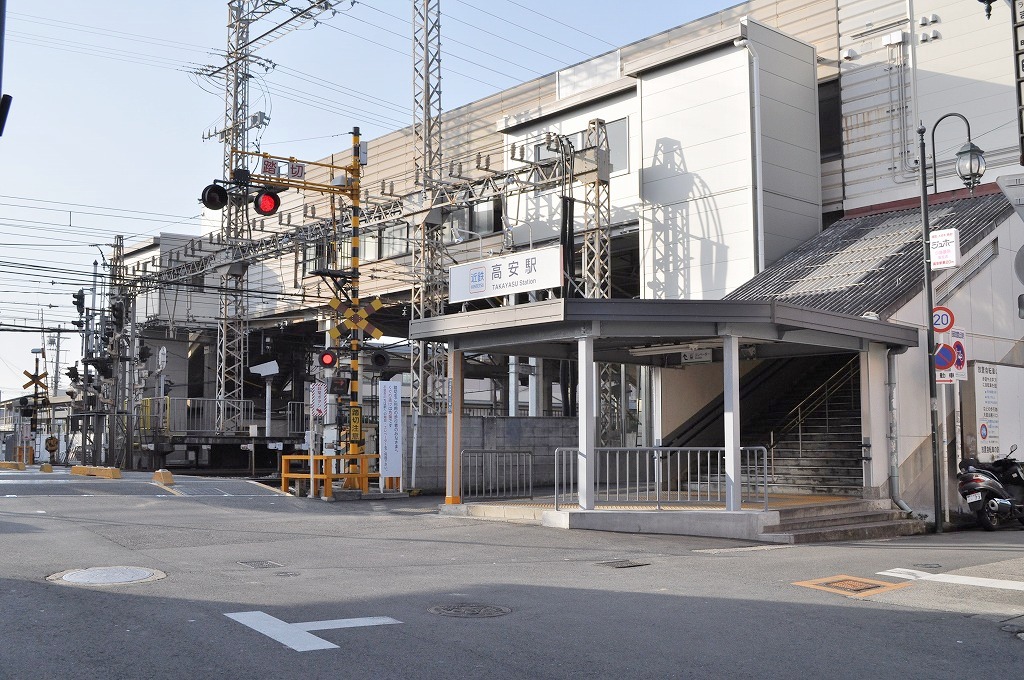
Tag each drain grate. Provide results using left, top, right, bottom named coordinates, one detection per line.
left=428, top=604, right=511, bottom=618
left=793, top=574, right=910, bottom=597
left=821, top=578, right=881, bottom=594
left=238, top=560, right=283, bottom=569
left=275, top=571, right=300, bottom=577
left=595, top=559, right=650, bottom=569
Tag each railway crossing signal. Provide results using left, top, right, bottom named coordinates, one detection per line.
left=327, top=297, right=383, bottom=340
left=317, top=349, right=339, bottom=369
left=199, top=182, right=281, bottom=216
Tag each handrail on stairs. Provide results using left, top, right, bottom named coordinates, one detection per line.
left=768, top=355, right=860, bottom=475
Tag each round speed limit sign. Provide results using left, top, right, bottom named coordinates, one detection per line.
left=932, top=306, right=954, bottom=333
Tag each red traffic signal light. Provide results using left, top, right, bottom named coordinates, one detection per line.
left=253, top=190, right=280, bottom=216
left=200, top=183, right=228, bottom=210
left=317, top=349, right=338, bottom=368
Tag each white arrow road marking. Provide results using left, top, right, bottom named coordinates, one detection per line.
left=225, top=611, right=401, bottom=651
left=877, top=568, right=1024, bottom=592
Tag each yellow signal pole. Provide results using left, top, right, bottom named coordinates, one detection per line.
left=348, top=128, right=365, bottom=490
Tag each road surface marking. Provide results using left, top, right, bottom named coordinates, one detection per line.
left=225, top=611, right=401, bottom=651
left=877, top=568, right=1024, bottom=592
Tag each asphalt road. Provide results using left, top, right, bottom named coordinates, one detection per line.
left=2, top=469, right=1023, bottom=679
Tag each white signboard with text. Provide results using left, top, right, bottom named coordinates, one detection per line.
left=929, top=228, right=961, bottom=270
left=448, top=245, right=562, bottom=303
left=965, top=362, right=1024, bottom=460
left=378, top=380, right=403, bottom=479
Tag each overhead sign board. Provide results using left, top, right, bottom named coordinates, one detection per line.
left=929, top=228, right=960, bottom=270
left=680, top=349, right=713, bottom=364
left=448, top=245, right=562, bottom=303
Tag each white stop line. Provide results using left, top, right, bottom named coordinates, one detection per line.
left=225, top=611, right=402, bottom=651
left=877, top=568, right=1024, bottom=592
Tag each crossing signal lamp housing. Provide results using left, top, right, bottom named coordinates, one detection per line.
left=199, top=182, right=280, bottom=217
left=253, top=189, right=281, bottom=216
left=317, top=349, right=338, bottom=369
left=200, top=183, right=228, bottom=211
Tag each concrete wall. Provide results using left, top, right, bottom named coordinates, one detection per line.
left=402, top=415, right=577, bottom=494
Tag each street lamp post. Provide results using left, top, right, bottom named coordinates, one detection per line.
left=916, top=116, right=986, bottom=533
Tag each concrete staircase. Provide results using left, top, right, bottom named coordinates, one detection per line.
left=758, top=499, right=927, bottom=544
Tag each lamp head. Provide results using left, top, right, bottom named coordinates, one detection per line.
left=955, top=141, right=986, bottom=189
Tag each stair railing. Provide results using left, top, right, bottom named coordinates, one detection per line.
left=768, top=355, right=860, bottom=475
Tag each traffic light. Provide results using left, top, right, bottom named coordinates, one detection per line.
left=200, top=183, right=228, bottom=210
left=72, top=289, right=85, bottom=316
left=109, top=299, right=125, bottom=331
left=66, top=365, right=80, bottom=383
left=317, top=349, right=339, bottom=369
left=253, top=189, right=281, bottom=216
left=138, top=344, right=152, bottom=362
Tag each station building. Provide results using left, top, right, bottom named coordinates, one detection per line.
left=120, top=0, right=1024, bottom=534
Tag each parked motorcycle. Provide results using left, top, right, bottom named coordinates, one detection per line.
left=957, top=444, right=1024, bottom=531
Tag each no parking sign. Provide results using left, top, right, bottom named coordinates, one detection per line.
left=950, top=327, right=968, bottom=381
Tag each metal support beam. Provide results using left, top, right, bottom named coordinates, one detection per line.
left=445, top=347, right=463, bottom=504
left=578, top=336, right=597, bottom=510
left=722, top=334, right=742, bottom=511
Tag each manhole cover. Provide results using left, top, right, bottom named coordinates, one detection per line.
left=793, top=574, right=910, bottom=597
left=428, top=603, right=511, bottom=618
left=595, top=559, right=650, bottom=569
left=238, top=560, right=283, bottom=569
left=48, top=566, right=166, bottom=586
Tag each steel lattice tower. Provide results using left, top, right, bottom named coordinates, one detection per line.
left=411, top=0, right=447, bottom=416
left=214, top=0, right=256, bottom=432
left=211, top=1, right=337, bottom=431
left=580, top=119, right=620, bottom=445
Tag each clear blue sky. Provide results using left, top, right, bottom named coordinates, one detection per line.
left=0, top=0, right=722, bottom=398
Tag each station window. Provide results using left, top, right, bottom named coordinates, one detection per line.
left=380, top=221, right=409, bottom=259
left=471, top=199, right=502, bottom=235
left=818, top=79, right=842, bottom=161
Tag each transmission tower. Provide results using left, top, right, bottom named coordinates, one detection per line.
left=410, top=0, right=448, bottom=416
left=206, top=1, right=339, bottom=431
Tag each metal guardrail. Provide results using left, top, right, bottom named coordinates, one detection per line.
left=139, top=397, right=255, bottom=435
left=287, top=401, right=308, bottom=435
left=461, top=449, right=534, bottom=500
left=281, top=453, right=380, bottom=498
left=553, top=446, right=769, bottom=511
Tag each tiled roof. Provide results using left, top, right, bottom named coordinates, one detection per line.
left=725, top=192, right=1013, bottom=318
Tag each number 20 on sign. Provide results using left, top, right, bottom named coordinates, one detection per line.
left=932, top=306, right=954, bottom=333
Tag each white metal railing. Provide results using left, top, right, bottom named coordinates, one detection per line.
left=553, top=446, right=770, bottom=511
left=461, top=449, right=534, bottom=500
left=287, top=401, right=308, bottom=435
left=139, top=397, right=255, bottom=435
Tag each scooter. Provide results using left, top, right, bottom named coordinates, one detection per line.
left=957, top=444, right=1024, bottom=531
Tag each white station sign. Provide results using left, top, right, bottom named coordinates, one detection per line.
left=448, top=245, right=562, bottom=303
